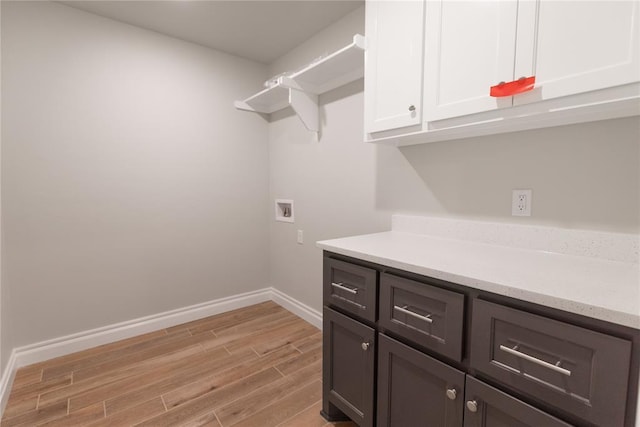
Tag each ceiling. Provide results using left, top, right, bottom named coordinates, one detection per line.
left=59, top=1, right=363, bottom=64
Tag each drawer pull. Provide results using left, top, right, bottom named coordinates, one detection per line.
left=394, top=305, right=433, bottom=324
left=499, top=344, right=572, bottom=377
left=332, top=294, right=366, bottom=310
left=489, top=76, right=536, bottom=97
left=331, top=282, right=358, bottom=295
left=361, top=342, right=370, bottom=351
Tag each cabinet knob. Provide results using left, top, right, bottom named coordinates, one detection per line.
left=445, top=388, right=457, bottom=400
left=408, top=105, right=416, bottom=112
left=361, top=342, right=370, bottom=351
left=466, top=400, right=478, bottom=413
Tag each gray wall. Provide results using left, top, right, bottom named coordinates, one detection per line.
left=267, top=6, right=640, bottom=313
left=398, top=121, right=640, bottom=230
left=1, top=1, right=270, bottom=370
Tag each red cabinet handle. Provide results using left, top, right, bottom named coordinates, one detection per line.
left=490, top=76, right=536, bottom=97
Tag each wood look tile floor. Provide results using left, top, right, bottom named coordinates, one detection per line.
left=1, top=302, right=357, bottom=427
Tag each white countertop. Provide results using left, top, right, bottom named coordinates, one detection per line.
left=317, top=230, right=640, bottom=329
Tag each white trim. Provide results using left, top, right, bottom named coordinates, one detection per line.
left=13, top=288, right=272, bottom=369
left=0, top=287, right=321, bottom=418
left=0, top=350, right=17, bottom=417
left=270, top=288, right=322, bottom=330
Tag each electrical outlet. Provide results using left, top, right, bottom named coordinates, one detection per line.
left=512, top=189, right=532, bottom=216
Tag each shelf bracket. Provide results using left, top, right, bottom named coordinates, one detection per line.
left=233, top=101, right=257, bottom=112
left=279, top=76, right=303, bottom=91
left=234, top=34, right=365, bottom=139
left=289, top=89, right=319, bottom=133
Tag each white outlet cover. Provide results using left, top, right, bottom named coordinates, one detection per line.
left=512, top=189, right=532, bottom=216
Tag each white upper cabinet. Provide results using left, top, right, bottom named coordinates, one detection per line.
left=514, top=0, right=640, bottom=106
left=364, top=0, right=425, bottom=134
left=425, top=0, right=640, bottom=121
left=365, top=0, right=640, bottom=145
left=424, top=1, right=519, bottom=120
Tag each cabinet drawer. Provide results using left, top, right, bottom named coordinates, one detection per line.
left=323, top=307, right=375, bottom=427
left=378, top=334, right=464, bottom=427
left=471, top=299, right=632, bottom=427
left=463, top=376, right=573, bottom=427
left=323, top=257, right=378, bottom=322
left=379, top=273, right=464, bottom=361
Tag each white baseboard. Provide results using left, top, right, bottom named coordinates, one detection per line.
left=0, top=350, right=17, bottom=418
left=12, top=288, right=273, bottom=369
left=0, top=287, right=321, bottom=418
left=270, top=288, right=322, bottom=330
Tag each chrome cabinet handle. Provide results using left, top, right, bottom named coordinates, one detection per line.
left=331, top=282, right=357, bottom=295
left=446, top=388, right=457, bottom=400
left=499, top=344, right=572, bottom=377
left=361, top=342, right=370, bottom=351
left=394, top=305, right=433, bottom=323
left=466, top=400, right=478, bottom=412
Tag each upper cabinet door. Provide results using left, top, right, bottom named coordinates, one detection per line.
left=364, top=0, right=425, bottom=134
left=424, top=1, right=518, bottom=121
left=514, top=0, right=640, bottom=106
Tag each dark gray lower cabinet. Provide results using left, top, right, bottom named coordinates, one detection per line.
left=322, top=253, right=637, bottom=427
left=463, top=376, right=573, bottom=427
left=323, top=307, right=376, bottom=427
left=377, top=334, right=465, bottom=427
left=376, top=333, right=573, bottom=427
left=471, top=299, right=631, bottom=427
left=379, top=273, right=465, bottom=362
left=324, top=257, right=378, bottom=323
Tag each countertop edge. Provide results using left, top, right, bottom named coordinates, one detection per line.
left=317, top=239, right=640, bottom=330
